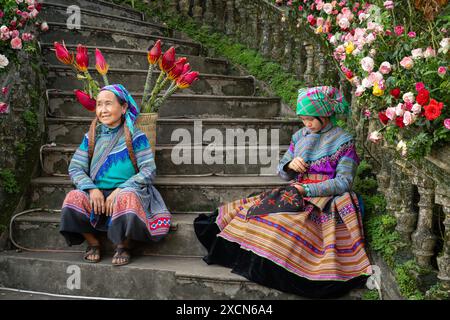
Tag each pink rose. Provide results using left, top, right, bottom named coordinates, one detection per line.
left=444, top=119, right=450, bottom=130
left=363, top=109, right=371, bottom=118
left=21, top=32, right=34, bottom=41
left=415, top=82, right=425, bottom=91
left=384, top=1, right=394, bottom=9
left=317, top=17, right=325, bottom=26
left=386, top=107, right=396, bottom=120
left=368, top=131, right=383, bottom=144
left=379, top=61, right=391, bottom=74
left=411, top=103, right=422, bottom=115
left=1, top=87, right=8, bottom=95
left=0, top=102, right=8, bottom=113
left=0, top=25, right=9, bottom=34
left=10, top=30, right=19, bottom=38
left=408, top=31, right=416, bottom=38
left=338, top=17, right=350, bottom=30
left=355, top=85, right=366, bottom=96
left=400, top=56, right=414, bottom=69
left=323, top=3, right=334, bottom=14
left=403, top=111, right=415, bottom=126
left=394, top=25, right=404, bottom=36
left=438, top=66, right=447, bottom=75
left=361, top=56, right=374, bottom=72
left=40, top=21, right=49, bottom=32
left=424, top=47, right=436, bottom=58
left=395, top=103, right=405, bottom=116
left=10, top=37, right=22, bottom=50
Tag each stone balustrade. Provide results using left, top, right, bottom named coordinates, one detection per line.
left=151, top=0, right=450, bottom=295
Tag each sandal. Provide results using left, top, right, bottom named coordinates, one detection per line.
left=112, top=246, right=131, bottom=266
left=83, top=245, right=101, bottom=263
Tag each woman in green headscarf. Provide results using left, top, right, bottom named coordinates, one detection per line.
left=194, top=86, right=372, bottom=299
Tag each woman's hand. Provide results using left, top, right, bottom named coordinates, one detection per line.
left=288, top=157, right=309, bottom=173
left=105, top=188, right=122, bottom=216
left=293, top=184, right=306, bottom=195
left=89, top=189, right=105, bottom=215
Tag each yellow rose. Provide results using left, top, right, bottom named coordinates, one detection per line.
left=345, top=42, right=355, bottom=54
left=372, top=82, right=384, bottom=96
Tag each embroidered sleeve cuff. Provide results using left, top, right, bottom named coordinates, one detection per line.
left=302, top=184, right=311, bottom=197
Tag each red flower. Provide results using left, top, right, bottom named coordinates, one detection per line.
left=345, top=70, right=353, bottom=79
left=147, top=40, right=162, bottom=65
left=54, top=41, right=73, bottom=65
left=159, top=46, right=176, bottom=73
left=390, top=88, right=401, bottom=99
left=95, top=49, right=109, bottom=75
left=423, top=99, right=444, bottom=121
left=416, top=89, right=430, bottom=106
left=378, top=111, right=389, bottom=125
left=395, top=116, right=405, bottom=128
left=176, top=71, right=199, bottom=89
left=74, top=90, right=96, bottom=111
left=168, top=57, right=187, bottom=81
left=75, top=44, right=89, bottom=72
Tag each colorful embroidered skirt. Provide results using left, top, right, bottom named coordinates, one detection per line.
left=194, top=178, right=372, bottom=298
left=60, top=188, right=171, bottom=246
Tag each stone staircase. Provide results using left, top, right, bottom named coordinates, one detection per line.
left=0, top=0, right=368, bottom=299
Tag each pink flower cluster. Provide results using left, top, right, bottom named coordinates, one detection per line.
left=0, top=0, right=45, bottom=50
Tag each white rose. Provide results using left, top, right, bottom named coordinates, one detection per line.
left=402, top=92, right=415, bottom=104
left=411, top=48, right=423, bottom=59
left=339, top=17, right=350, bottom=30
left=323, top=3, right=334, bottom=14
left=362, top=77, right=373, bottom=88
left=361, top=56, right=375, bottom=72
left=0, top=54, right=9, bottom=68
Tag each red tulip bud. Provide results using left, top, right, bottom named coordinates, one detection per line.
left=74, top=90, right=96, bottom=111
left=54, top=41, right=74, bottom=65
left=147, top=40, right=162, bottom=65
left=168, top=57, right=187, bottom=80
left=95, top=48, right=109, bottom=75
left=181, top=63, right=191, bottom=76
left=75, top=44, right=89, bottom=72
left=176, top=71, right=199, bottom=89
left=159, top=46, right=176, bottom=73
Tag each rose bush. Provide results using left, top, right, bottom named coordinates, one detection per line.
left=276, top=0, right=449, bottom=160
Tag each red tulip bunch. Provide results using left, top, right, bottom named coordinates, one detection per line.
left=142, top=40, right=199, bottom=113
left=53, top=41, right=110, bottom=111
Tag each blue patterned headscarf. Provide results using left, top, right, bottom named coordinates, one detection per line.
left=100, top=84, right=140, bottom=134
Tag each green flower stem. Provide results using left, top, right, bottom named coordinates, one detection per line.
left=142, top=63, right=155, bottom=105
left=102, top=74, right=109, bottom=86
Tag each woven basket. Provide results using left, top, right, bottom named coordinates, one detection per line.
left=135, top=112, right=158, bottom=155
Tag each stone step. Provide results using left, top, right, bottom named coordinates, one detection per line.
left=11, top=212, right=206, bottom=257
left=46, top=66, right=255, bottom=96
left=41, top=144, right=289, bottom=176
left=0, top=251, right=322, bottom=299
left=41, top=2, right=167, bottom=35
left=41, top=43, right=230, bottom=74
left=41, top=22, right=201, bottom=54
left=46, top=116, right=300, bottom=145
left=29, top=176, right=289, bottom=212
left=44, top=0, right=144, bottom=20
left=46, top=91, right=281, bottom=119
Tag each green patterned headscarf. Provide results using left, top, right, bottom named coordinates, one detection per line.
left=296, top=86, right=350, bottom=125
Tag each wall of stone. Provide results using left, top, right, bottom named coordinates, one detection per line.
left=0, top=46, right=47, bottom=237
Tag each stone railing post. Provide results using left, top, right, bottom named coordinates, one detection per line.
left=192, top=0, right=203, bottom=21
left=260, top=9, right=271, bottom=58
left=435, top=187, right=450, bottom=289
left=168, top=0, right=179, bottom=14
left=411, top=177, right=437, bottom=268
left=225, top=0, right=235, bottom=36
left=179, top=0, right=190, bottom=16
left=204, top=0, right=215, bottom=26
left=395, top=169, right=417, bottom=242
left=303, top=42, right=315, bottom=85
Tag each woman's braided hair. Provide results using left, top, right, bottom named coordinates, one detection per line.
left=88, top=95, right=139, bottom=173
